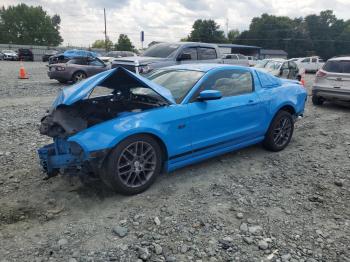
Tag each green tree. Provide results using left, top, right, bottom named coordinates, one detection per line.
left=92, top=39, right=113, bottom=50
left=0, top=3, right=63, bottom=45
left=227, top=29, right=239, bottom=43
left=184, top=19, right=227, bottom=43
left=114, top=34, right=135, bottom=51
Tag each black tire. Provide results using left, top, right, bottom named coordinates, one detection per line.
left=71, top=71, right=87, bottom=83
left=58, top=80, right=68, bottom=84
left=312, top=95, right=324, bottom=105
left=263, top=110, right=294, bottom=152
left=100, top=134, right=163, bottom=195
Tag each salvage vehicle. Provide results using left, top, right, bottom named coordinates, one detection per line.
left=49, top=49, right=99, bottom=64
left=2, top=50, right=18, bottom=61
left=292, top=56, right=324, bottom=73
left=42, top=50, right=58, bottom=62
left=18, top=48, right=34, bottom=61
left=48, top=57, right=110, bottom=84
left=222, top=53, right=249, bottom=67
left=312, top=56, right=350, bottom=105
left=38, top=64, right=307, bottom=195
left=111, top=42, right=233, bottom=74
left=255, top=59, right=305, bottom=82
left=99, top=51, right=137, bottom=63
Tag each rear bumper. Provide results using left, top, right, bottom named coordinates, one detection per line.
left=312, top=86, right=350, bottom=101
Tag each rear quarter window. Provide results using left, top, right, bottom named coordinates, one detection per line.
left=198, top=48, right=217, bottom=60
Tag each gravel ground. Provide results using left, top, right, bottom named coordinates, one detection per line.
left=0, top=61, right=349, bottom=262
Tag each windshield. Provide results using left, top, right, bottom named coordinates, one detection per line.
left=142, top=43, right=180, bottom=58
left=147, top=69, right=204, bottom=103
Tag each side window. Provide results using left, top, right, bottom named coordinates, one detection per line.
left=198, top=47, right=217, bottom=60
left=200, top=70, right=253, bottom=98
left=237, top=54, right=246, bottom=60
left=180, top=47, right=197, bottom=60
left=89, top=59, right=104, bottom=66
left=281, top=62, right=289, bottom=69
left=302, top=58, right=310, bottom=63
left=289, top=61, right=297, bottom=70
left=311, top=57, right=317, bottom=63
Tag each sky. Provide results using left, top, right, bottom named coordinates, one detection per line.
left=2, top=0, right=350, bottom=48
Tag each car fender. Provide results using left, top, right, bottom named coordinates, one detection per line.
left=67, top=113, right=170, bottom=156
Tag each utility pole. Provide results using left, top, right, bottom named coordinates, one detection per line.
left=104, top=8, right=107, bottom=51
left=226, top=18, right=229, bottom=38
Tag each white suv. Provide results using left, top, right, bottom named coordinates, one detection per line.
left=312, top=57, right=350, bottom=105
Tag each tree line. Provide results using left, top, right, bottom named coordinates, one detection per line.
left=183, top=11, right=350, bottom=59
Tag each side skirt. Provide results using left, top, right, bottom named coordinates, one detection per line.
left=166, top=136, right=264, bottom=172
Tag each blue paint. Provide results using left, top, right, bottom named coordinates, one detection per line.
left=38, top=64, right=307, bottom=176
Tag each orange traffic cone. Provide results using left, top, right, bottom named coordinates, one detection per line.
left=19, top=62, right=28, bottom=79
left=300, top=78, right=305, bottom=87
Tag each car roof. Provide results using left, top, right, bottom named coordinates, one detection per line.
left=329, top=56, right=350, bottom=61
left=159, top=63, right=253, bottom=73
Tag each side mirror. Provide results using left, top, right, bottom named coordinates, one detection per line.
left=177, top=53, right=192, bottom=61
left=198, top=90, right=222, bottom=101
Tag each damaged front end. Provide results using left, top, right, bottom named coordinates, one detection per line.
left=37, top=67, right=174, bottom=179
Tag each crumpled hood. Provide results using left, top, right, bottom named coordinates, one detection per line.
left=52, top=67, right=175, bottom=108
left=112, top=56, right=168, bottom=65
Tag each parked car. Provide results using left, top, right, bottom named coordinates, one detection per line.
left=0, top=51, right=4, bottom=60
left=38, top=64, right=307, bottom=195
left=222, top=53, right=249, bottom=66
left=42, top=50, right=58, bottom=62
left=18, top=48, right=34, bottom=61
left=246, top=56, right=258, bottom=67
left=47, top=57, right=109, bottom=84
left=312, top=56, right=350, bottom=105
left=49, top=49, right=99, bottom=64
left=255, top=59, right=305, bottom=81
left=111, top=42, right=225, bottom=74
left=99, top=51, right=137, bottom=63
left=292, top=56, right=324, bottom=73
left=2, top=50, right=18, bottom=61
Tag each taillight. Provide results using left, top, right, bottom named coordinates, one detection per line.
left=316, top=70, right=327, bottom=77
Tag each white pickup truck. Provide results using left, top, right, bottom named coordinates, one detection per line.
left=291, top=56, right=324, bottom=73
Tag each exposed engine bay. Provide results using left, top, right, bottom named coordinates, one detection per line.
left=40, top=90, right=166, bottom=138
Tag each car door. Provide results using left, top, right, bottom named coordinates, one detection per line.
left=187, top=69, right=262, bottom=153
left=280, top=62, right=290, bottom=78
left=288, top=61, right=299, bottom=79
left=86, top=58, right=107, bottom=76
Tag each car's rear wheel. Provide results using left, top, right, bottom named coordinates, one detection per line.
left=72, top=71, right=87, bottom=83
left=100, top=134, right=162, bottom=195
left=263, top=110, right=294, bottom=152
left=312, top=95, right=324, bottom=105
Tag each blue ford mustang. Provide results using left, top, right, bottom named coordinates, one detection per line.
left=38, top=64, right=307, bottom=195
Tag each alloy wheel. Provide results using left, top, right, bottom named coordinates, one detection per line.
left=273, top=116, right=292, bottom=147
left=117, top=141, right=157, bottom=188
left=74, top=72, right=86, bottom=82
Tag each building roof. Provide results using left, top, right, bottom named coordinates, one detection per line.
left=260, top=49, right=288, bottom=55
left=217, top=44, right=261, bottom=49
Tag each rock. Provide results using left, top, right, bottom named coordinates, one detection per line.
left=154, top=216, right=161, bottom=226
left=222, top=236, right=233, bottom=242
left=153, top=243, right=163, bottom=255
left=240, top=223, right=248, bottom=232
left=334, top=180, right=343, bottom=187
left=236, top=212, right=244, bottom=219
left=112, top=226, right=128, bottom=237
left=258, top=240, right=269, bottom=250
left=166, top=256, right=176, bottom=262
left=180, top=244, right=188, bottom=253
left=57, top=238, right=68, bottom=247
left=281, top=253, right=291, bottom=261
left=248, top=225, right=263, bottom=235
left=138, top=247, right=150, bottom=260
left=243, top=236, right=253, bottom=244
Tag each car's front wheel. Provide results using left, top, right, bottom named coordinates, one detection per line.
left=312, top=95, right=324, bottom=105
left=100, top=134, right=163, bottom=195
left=263, top=110, right=294, bottom=152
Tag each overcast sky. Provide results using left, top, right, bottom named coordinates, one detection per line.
left=2, top=0, right=350, bottom=48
